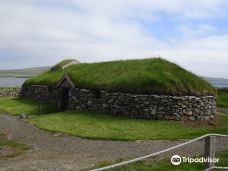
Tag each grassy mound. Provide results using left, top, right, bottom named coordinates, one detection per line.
left=24, top=58, right=216, bottom=96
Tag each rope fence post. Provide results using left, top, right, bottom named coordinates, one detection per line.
left=38, top=102, right=41, bottom=116
left=204, top=135, right=216, bottom=170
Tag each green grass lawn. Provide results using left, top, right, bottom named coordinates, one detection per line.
left=91, top=150, right=228, bottom=171
left=0, top=133, right=29, bottom=158
left=1, top=95, right=228, bottom=141
left=91, top=159, right=204, bottom=171
left=28, top=111, right=228, bottom=141
left=24, top=58, right=216, bottom=96
left=218, top=91, right=228, bottom=108
left=0, top=97, right=57, bottom=115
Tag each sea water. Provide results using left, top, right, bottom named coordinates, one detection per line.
left=0, top=77, right=28, bottom=87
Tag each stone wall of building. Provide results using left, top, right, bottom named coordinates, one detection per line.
left=20, top=85, right=61, bottom=105
left=68, top=88, right=216, bottom=121
left=21, top=85, right=217, bottom=121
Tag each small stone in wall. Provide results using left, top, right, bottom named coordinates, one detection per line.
left=176, top=115, right=181, bottom=121
left=184, top=110, right=193, bottom=116
left=151, top=109, right=156, bottom=115
left=189, top=116, right=195, bottom=121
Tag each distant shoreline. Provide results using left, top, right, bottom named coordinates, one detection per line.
left=0, top=66, right=50, bottom=79
left=0, top=76, right=228, bottom=88
left=0, top=76, right=30, bottom=78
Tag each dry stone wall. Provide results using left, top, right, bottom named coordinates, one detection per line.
left=20, top=85, right=61, bottom=104
left=21, top=85, right=217, bottom=121
left=68, top=88, right=216, bottom=121
left=0, top=88, right=20, bottom=97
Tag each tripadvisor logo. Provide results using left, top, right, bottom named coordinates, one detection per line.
left=171, top=155, right=219, bottom=165
left=171, top=155, right=182, bottom=165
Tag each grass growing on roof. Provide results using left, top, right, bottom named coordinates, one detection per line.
left=24, top=58, right=216, bottom=96
left=28, top=111, right=228, bottom=141
left=0, top=97, right=57, bottom=115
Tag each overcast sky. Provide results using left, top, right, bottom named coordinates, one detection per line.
left=1, top=0, right=228, bottom=78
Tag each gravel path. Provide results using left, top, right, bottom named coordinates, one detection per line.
left=0, top=114, right=227, bottom=171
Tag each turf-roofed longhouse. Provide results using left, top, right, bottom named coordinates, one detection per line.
left=21, top=58, right=217, bottom=121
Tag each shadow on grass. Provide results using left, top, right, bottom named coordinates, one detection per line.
left=0, top=97, right=58, bottom=115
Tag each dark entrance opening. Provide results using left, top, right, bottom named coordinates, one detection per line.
left=61, top=88, right=70, bottom=111
left=57, top=74, right=75, bottom=111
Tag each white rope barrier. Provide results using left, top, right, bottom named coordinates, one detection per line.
left=204, top=167, right=213, bottom=171
left=212, top=166, right=228, bottom=170
left=91, top=133, right=228, bottom=171
left=205, top=166, right=228, bottom=171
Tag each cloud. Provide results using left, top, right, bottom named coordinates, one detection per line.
left=0, top=0, right=228, bottom=78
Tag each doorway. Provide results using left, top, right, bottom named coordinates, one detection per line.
left=61, top=88, right=70, bottom=111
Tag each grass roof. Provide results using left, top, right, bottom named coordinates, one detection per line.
left=23, top=58, right=216, bottom=96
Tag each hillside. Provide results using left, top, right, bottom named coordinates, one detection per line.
left=0, top=66, right=50, bottom=78
left=23, top=58, right=216, bottom=96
